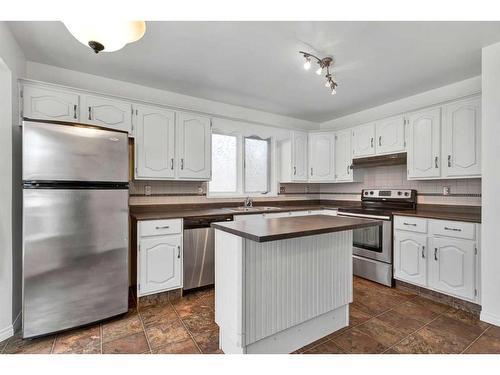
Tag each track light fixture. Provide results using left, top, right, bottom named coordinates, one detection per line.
left=300, top=51, right=338, bottom=95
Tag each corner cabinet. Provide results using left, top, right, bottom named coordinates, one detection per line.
left=22, top=84, right=79, bottom=122
left=394, top=216, right=480, bottom=303
left=137, top=219, right=183, bottom=297
left=134, top=105, right=176, bottom=179
left=308, top=132, right=335, bottom=182
left=442, top=97, right=481, bottom=178
left=176, top=112, right=212, bottom=180
left=407, top=107, right=442, bottom=179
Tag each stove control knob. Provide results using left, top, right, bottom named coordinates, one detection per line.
left=364, top=191, right=369, bottom=196
left=369, top=191, right=374, bottom=195
left=397, top=191, right=402, bottom=196
left=404, top=192, right=410, bottom=196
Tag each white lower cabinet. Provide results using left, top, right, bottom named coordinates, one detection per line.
left=428, top=236, right=476, bottom=301
left=137, top=219, right=183, bottom=296
left=393, top=216, right=479, bottom=303
left=394, top=232, right=427, bottom=287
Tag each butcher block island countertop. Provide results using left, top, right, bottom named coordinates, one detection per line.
left=213, top=214, right=380, bottom=354
left=211, top=214, right=381, bottom=242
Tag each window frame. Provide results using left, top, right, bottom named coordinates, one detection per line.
left=207, top=131, right=276, bottom=198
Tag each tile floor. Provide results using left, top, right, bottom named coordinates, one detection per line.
left=1, top=277, right=499, bottom=354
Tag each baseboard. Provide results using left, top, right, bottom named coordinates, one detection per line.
left=0, top=312, right=22, bottom=342
left=480, top=310, right=500, bottom=327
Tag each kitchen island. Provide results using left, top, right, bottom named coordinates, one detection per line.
left=211, top=214, right=381, bottom=354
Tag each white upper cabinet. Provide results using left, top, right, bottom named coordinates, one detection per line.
left=394, top=232, right=427, bottom=287
left=375, top=115, right=406, bottom=155
left=352, top=123, right=376, bottom=157
left=81, top=94, right=132, bottom=134
left=176, top=112, right=211, bottom=180
left=428, top=236, right=476, bottom=301
left=407, top=107, right=441, bottom=179
left=135, top=105, right=176, bottom=179
left=23, top=85, right=79, bottom=122
left=308, top=132, right=335, bottom=181
left=291, top=131, right=308, bottom=181
left=442, top=96, right=481, bottom=178
left=334, top=130, right=353, bottom=182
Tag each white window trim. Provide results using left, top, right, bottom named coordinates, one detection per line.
left=208, top=130, right=277, bottom=198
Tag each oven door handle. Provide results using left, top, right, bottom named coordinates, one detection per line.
left=337, top=212, right=391, bottom=221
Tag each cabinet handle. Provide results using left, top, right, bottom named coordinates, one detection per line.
left=181, top=158, right=184, bottom=170
left=310, top=167, right=313, bottom=176
left=293, top=166, right=296, bottom=175
left=171, top=158, right=174, bottom=170
left=378, top=136, right=382, bottom=146
left=421, top=245, right=425, bottom=259
left=434, top=156, right=439, bottom=168
left=347, top=165, right=350, bottom=175
left=155, top=225, right=170, bottom=229
left=371, top=138, right=374, bottom=148
left=403, top=222, right=417, bottom=226
left=73, top=104, right=77, bottom=119
left=448, top=155, right=452, bottom=167
left=444, top=226, right=462, bottom=232
left=434, top=248, right=438, bottom=261
left=88, top=106, right=92, bottom=120
left=177, top=245, right=181, bottom=259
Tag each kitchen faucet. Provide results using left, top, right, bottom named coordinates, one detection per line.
left=244, top=196, right=253, bottom=208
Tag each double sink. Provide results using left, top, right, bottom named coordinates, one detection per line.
left=228, top=206, right=281, bottom=212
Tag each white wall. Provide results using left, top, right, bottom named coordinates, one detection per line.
left=25, top=61, right=319, bottom=131
left=0, top=22, right=26, bottom=341
left=320, top=76, right=481, bottom=130
left=480, top=42, right=500, bottom=327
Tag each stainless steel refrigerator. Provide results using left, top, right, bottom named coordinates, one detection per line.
left=22, top=120, right=129, bottom=338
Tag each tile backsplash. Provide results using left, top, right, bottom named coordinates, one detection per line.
left=129, top=165, right=481, bottom=206
left=319, top=165, right=481, bottom=206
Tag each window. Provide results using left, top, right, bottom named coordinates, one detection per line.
left=244, top=137, right=270, bottom=193
left=208, top=133, right=273, bottom=197
left=209, top=134, right=238, bottom=193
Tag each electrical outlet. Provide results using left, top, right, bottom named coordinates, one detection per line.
left=443, top=186, right=450, bottom=196
left=145, top=185, right=152, bottom=196
left=198, top=186, right=204, bottom=195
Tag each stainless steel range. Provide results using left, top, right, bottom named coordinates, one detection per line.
left=337, top=189, right=417, bottom=286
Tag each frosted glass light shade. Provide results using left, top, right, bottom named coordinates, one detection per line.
left=63, top=21, right=146, bottom=52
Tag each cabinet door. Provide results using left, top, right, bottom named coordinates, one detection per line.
left=81, top=95, right=132, bottom=134
left=428, top=237, right=476, bottom=301
left=23, top=85, right=79, bottom=122
left=138, top=235, right=182, bottom=296
left=308, top=133, right=335, bottom=181
left=407, top=107, right=441, bottom=179
left=394, top=232, right=427, bottom=287
left=442, top=97, right=481, bottom=178
left=352, top=123, right=375, bottom=157
left=135, top=105, right=175, bottom=179
left=291, top=131, right=308, bottom=181
left=375, top=115, right=405, bottom=155
left=334, top=130, right=353, bottom=182
left=176, top=112, right=211, bottom=180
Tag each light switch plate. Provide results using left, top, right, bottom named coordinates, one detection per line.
left=145, top=185, right=152, bottom=196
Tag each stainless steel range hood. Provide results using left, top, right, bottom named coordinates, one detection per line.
left=351, top=152, right=407, bottom=168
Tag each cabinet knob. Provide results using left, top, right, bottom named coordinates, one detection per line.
left=171, top=158, right=174, bottom=170
left=421, top=245, right=425, bottom=259
left=293, top=166, right=296, bottom=175
left=73, top=104, right=78, bottom=119
left=378, top=136, right=382, bottom=146
left=448, top=155, right=452, bottom=168
left=434, top=248, right=438, bottom=261
left=371, top=137, right=374, bottom=148
left=177, top=245, right=181, bottom=259
left=434, top=156, right=439, bottom=169
left=88, top=106, right=92, bottom=120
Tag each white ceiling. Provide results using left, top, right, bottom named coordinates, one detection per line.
left=7, top=21, right=500, bottom=122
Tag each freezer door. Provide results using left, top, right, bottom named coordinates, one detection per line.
left=23, top=188, right=129, bottom=338
left=23, top=121, right=128, bottom=182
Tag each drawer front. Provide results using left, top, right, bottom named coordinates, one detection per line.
left=431, top=219, right=475, bottom=240
left=140, top=219, right=182, bottom=236
left=394, top=216, right=428, bottom=233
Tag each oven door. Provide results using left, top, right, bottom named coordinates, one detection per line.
left=338, top=213, right=392, bottom=263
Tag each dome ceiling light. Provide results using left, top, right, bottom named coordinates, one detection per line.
left=63, top=21, right=146, bottom=54
left=300, top=51, right=338, bottom=95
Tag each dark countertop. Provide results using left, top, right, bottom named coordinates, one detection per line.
left=393, top=204, right=481, bottom=223
left=129, top=200, right=359, bottom=221
left=129, top=200, right=481, bottom=223
left=211, top=214, right=382, bottom=242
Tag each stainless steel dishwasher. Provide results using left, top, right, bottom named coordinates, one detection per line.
left=183, top=214, right=233, bottom=291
